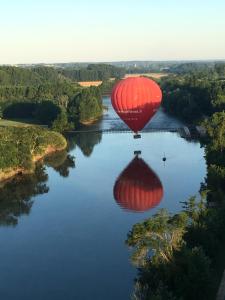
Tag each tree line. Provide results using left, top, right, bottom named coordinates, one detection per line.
left=161, top=71, right=225, bottom=122
left=59, top=63, right=125, bottom=81
left=169, top=62, right=225, bottom=78
left=0, top=64, right=125, bottom=85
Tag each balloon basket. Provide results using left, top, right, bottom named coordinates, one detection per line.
left=133, top=134, right=141, bottom=139
left=134, top=150, right=142, bottom=156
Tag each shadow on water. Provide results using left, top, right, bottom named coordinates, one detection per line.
left=0, top=151, right=75, bottom=227
left=113, top=155, right=164, bottom=213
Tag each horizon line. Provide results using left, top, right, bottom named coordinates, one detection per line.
left=1, top=58, right=225, bottom=66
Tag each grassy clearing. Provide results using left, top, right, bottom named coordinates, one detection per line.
left=0, top=119, right=32, bottom=127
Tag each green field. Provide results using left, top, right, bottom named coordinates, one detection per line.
left=0, top=119, right=32, bottom=127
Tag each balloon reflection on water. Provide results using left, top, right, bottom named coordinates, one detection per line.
left=113, top=156, right=163, bottom=212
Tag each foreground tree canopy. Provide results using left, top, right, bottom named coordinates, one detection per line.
left=161, top=63, right=225, bottom=123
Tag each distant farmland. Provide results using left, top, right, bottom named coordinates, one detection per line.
left=78, top=73, right=168, bottom=87
left=78, top=81, right=102, bottom=87
left=124, top=73, right=168, bottom=79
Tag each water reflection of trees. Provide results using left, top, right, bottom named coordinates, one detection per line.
left=114, top=156, right=163, bottom=212
left=67, top=132, right=102, bottom=157
left=0, top=150, right=76, bottom=226
left=0, top=165, right=48, bottom=226
left=44, top=150, right=75, bottom=177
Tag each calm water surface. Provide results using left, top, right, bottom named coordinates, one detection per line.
left=0, top=97, right=206, bottom=300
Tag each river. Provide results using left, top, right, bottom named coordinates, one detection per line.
left=0, top=96, right=206, bottom=300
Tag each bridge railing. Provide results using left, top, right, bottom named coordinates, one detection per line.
left=67, top=126, right=201, bottom=141
left=68, top=127, right=182, bottom=134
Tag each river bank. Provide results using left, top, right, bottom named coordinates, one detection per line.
left=0, top=146, right=66, bottom=183
left=0, top=126, right=67, bottom=183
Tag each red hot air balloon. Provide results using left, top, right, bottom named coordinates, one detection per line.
left=113, top=156, right=163, bottom=212
left=111, top=77, right=162, bottom=136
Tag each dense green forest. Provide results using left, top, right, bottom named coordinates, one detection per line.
left=127, top=65, right=225, bottom=300
left=58, top=63, right=125, bottom=81
left=0, top=64, right=125, bottom=85
left=161, top=63, right=225, bottom=122
left=168, top=62, right=225, bottom=76
left=0, top=65, right=112, bottom=129
left=0, top=126, right=67, bottom=180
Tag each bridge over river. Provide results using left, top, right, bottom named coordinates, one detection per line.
left=68, top=126, right=204, bottom=139
left=69, top=96, right=205, bottom=139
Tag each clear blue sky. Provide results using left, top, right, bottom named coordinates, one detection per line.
left=0, top=0, right=225, bottom=64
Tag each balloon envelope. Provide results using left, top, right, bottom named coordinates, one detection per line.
left=113, top=156, right=163, bottom=212
left=111, top=77, right=162, bottom=133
